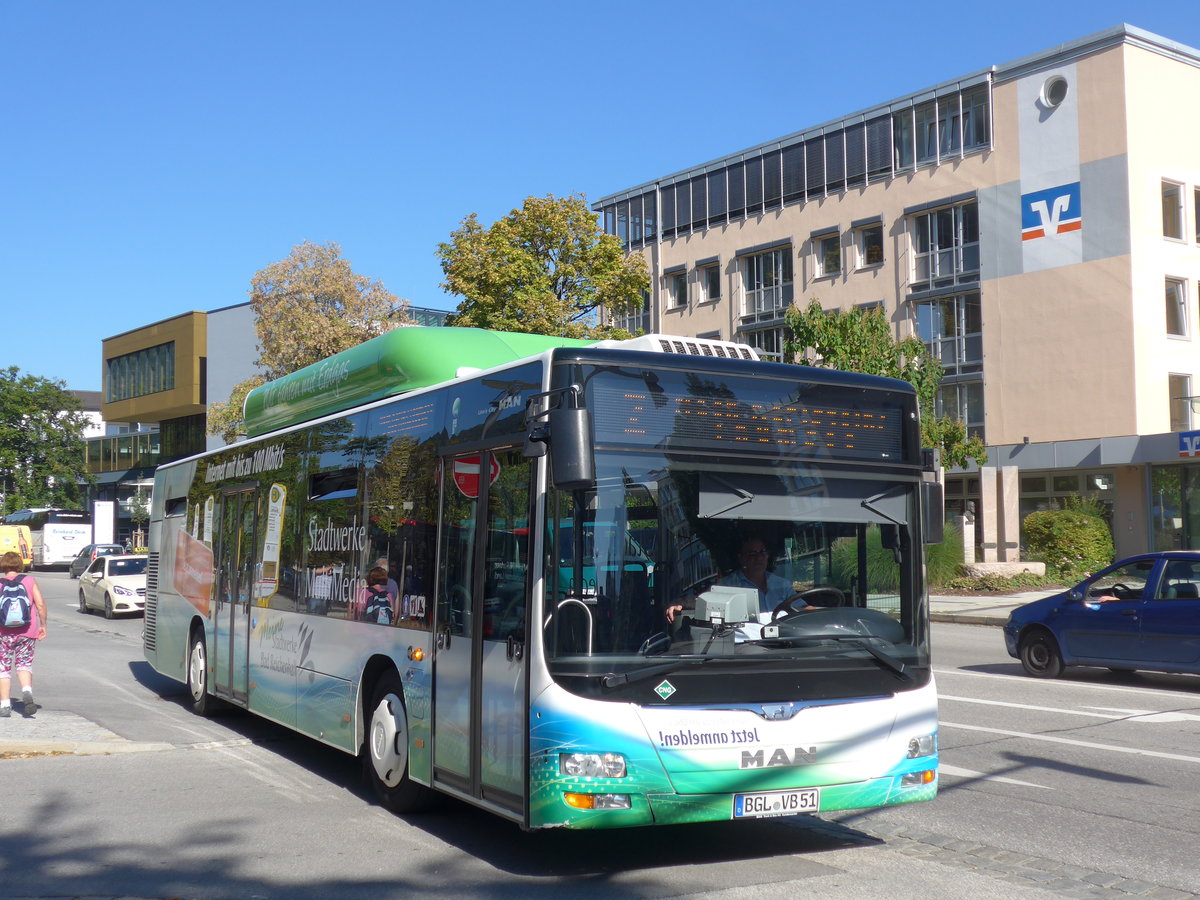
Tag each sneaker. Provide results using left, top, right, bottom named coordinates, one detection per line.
left=21, top=694, right=36, bottom=717
left=0, top=706, right=9, bottom=718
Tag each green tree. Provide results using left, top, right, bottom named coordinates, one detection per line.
left=207, top=241, right=409, bottom=442
left=437, top=194, right=649, bottom=338
left=783, top=300, right=987, bottom=469
left=0, top=367, right=91, bottom=514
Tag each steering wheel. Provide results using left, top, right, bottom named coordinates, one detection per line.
left=771, top=586, right=845, bottom=621
left=1104, top=582, right=1132, bottom=599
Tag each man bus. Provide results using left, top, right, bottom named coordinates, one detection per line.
left=144, top=327, right=941, bottom=830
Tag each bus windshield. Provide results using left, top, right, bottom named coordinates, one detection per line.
left=544, top=452, right=928, bottom=702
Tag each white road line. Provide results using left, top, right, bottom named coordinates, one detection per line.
left=934, top=666, right=1200, bottom=700
left=939, top=695, right=1143, bottom=719
left=942, top=721, right=1200, bottom=764
left=937, top=763, right=1052, bottom=789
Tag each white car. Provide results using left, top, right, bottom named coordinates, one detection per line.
left=78, top=554, right=148, bottom=618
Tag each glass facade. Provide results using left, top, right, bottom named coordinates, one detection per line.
left=597, top=85, right=990, bottom=249
left=105, top=342, right=175, bottom=402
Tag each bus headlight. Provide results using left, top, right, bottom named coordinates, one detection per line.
left=907, top=733, right=937, bottom=758
left=560, top=752, right=627, bottom=778
left=563, top=792, right=632, bottom=810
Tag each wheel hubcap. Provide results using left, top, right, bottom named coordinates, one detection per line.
left=369, top=692, right=407, bottom=787
left=189, top=643, right=205, bottom=700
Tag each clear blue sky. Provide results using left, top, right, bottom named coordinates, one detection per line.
left=4, top=1, right=1198, bottom=392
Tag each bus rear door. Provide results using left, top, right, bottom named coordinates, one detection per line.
left=213, top=486, right=256, bottom=704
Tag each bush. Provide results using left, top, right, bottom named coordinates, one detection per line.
left=1023, top=508, right=1113, bottom=582
left=831, top=523, right=964, bottom=591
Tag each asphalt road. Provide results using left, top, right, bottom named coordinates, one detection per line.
left=1, top=571, right=1197, bottom=899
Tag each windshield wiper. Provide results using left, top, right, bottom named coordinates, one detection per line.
left=779, top=634, right=913, bottom=682
left=600, top=657, right=718, bottom=689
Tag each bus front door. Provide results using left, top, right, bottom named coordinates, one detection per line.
left=433, top=450, right=529, bottom=818
left=213, top=487, right=256, bottom=704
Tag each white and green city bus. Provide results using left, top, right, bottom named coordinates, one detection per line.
left=144, top=326, right=942, bottom=830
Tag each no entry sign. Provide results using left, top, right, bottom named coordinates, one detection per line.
left=452, top=454, right=500, bottom=498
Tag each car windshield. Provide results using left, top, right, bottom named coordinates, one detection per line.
left=542, top=450, right=930, bottom=702
left=109, top=557, right=147, bottom=576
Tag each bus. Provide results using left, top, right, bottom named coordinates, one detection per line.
left=2, top=508, right=92, bottom=568
left=0, top=525, right=34, bottom=568
left=144, top=326, right=942, bottom=830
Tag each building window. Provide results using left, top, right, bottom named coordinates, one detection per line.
left=915, top=292, right=983, bottom=440
left=740, top=326, right=785, bottom=362
left=1163, top=181, right=1184, bottom=240
left=1195, top=188, right=1200, bottom=243
left=105, top=341, right=176, bottom=403
left=1170, top=373, right=1193, bottom=432
left=596, top=86, right=989, bottom=242
left=1166, top=278, right=1188, bottom=337
left=740, top=247, right=793, bottom=320
left=667, top=271, right=687, bottom=309
left=910, top=200, right=979, bottom=292
left=856, top=223, right=884, bottom=268
left=699, top=264, right=721, bottom=303
left=614, top=289, right=651, bottom=334
left=815, top=233, right=841, bottom=277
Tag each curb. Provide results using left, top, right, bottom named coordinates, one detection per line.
left=931, top=613, right=1008, bottom=626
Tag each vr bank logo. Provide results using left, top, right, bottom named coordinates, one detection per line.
left=1021, top=182, right=1082, bottom=241
left=1179, top=431, right=1200, bottom=458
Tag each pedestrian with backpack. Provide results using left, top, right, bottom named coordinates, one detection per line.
left=0, top=550, right=47, bottom=718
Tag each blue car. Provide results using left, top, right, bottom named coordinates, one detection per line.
left=1004, top=552, right=1200, bottom=678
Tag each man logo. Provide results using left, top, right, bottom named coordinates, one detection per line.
left=1021, top=182, right=1081, bottom=241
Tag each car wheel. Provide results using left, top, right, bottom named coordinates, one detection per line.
left=362, top=671, right=434, bottom=813
left=187, top=630, right=214, bottom=716
left=104, top=594, right=115, bottom=619
left=78, top=590, right=89, bottom=614
left=1019, top=629, right=1063, bottom=678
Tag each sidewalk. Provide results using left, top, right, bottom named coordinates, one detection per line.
left=929, top=589, right=1062, bottom=626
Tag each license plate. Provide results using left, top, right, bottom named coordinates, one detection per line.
left=733, top=788, right=820, bottom=819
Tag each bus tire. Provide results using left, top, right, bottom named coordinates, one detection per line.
left=363, top=671, right=433, bottom=813
left=187, top=629, right=215, bottom=716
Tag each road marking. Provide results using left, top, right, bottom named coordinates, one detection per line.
left=934, top=666, right=1200, bottom=700
left=942, top=721, right=1200, bottom=764
left=940, top=695, right=1128, bottom=719
left=937, top=763, right=1052, bottom=789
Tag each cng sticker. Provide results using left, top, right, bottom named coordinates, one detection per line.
left=654, top=680, right=677, bottom=700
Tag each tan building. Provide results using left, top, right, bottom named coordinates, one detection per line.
left=593, top=24, right=1200, bottom=560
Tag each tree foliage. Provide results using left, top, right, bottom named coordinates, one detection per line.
left=783, top=300, right=987, bottom=469
left=207, top=241, right=408, bottom=442
left=437, top=194, right=649, bottom=338
left=0, top=367, right=91, bottom=514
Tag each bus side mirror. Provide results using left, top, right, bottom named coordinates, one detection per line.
left=921, top=481, right=944, bottom=545
left=548, top=407, right=595, bottom=490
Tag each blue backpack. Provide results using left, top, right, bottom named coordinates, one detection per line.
left=0, top=575, right=32, bottom=629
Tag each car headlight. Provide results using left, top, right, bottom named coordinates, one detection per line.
left=560, top=752, right=627, bottom=778
left=112, top=585, right=135, bottom=596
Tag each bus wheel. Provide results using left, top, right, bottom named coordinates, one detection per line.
left=187, top=630, right=215, bottom=716
left=363, top=672, right=433, bottom=813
